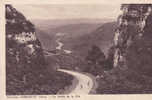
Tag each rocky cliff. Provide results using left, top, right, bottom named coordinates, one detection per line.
left=114, top=4, right=152, bottom=76
left=97, top=4, right=152, bottom=94
left=6, top=5, right=47, bottom=94
left=6, top=5, right=73, bottom=95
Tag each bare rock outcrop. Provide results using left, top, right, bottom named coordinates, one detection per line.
left=6, top=5, right=73, bottom=95
left=97, top=4, right=152, bottom=94
left=114, top=4, right=152, bottom=76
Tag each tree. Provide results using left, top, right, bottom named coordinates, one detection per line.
left=104, top=46, right=115, bottom=70
left=86, top=45, right=105, bottom=64
left=85, top=45, right=106, bottom=75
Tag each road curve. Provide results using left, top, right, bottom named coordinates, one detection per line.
left=57, top=69, right=94, bottom=94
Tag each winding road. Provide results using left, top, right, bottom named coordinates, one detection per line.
left=58, top=69, right=94, bottom=94
left=55, top=35, right=94, bottom=94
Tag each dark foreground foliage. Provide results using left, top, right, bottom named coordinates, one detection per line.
left=6, top=5, right=73, bottom=95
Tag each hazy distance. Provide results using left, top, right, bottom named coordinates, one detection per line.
left=13, top=4, right=121, bottom=20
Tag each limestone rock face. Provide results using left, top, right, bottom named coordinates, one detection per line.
left=114, top=4, right=152, bottom=76
left=6, top=5, right=46, bottom=94
left=96, top=4, right=152, bottom=94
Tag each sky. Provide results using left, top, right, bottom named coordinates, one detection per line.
left=13, top=4, right=121, bottom=20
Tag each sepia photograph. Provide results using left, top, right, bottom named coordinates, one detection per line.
left=5, top=3, right=152, bottom=95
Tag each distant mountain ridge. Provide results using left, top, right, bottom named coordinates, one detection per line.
left=34, top=18, right=116, bottom=56
left=34, top=20, right=115, bottom=51
left=62, top=22, right=117, bottom=57
left=31, top=18, right=114, bottom=33
left=50, top=23, right=103, bottom=38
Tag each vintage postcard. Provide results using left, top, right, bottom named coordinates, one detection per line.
left=1, top=0, right=152, bottom=100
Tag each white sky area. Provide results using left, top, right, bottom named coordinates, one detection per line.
left=9, top=0, right=151, bottom=20
left=6, top=0, right=150, bottom=4
left=12, top=4, right=121, bottom=20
